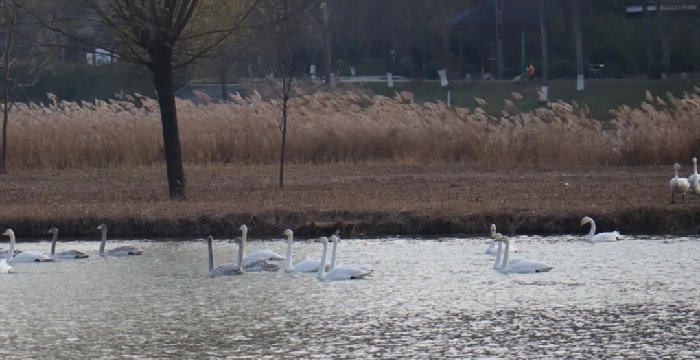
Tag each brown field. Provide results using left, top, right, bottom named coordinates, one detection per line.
left=1, top=162, right=699, bottom=239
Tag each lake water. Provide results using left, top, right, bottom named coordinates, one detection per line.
left=0, top=235, right=698, bottom=359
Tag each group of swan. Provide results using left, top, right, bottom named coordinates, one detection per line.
left=670, top=158, right=700, bottom=204
left=487, top=216, right=621, bottom=274
left=207, top=225, right=372, bottom=281
left=1, top=224, right=143, bottom=274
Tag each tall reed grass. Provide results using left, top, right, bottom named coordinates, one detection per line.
left=2, top=86, right=699, bottom=170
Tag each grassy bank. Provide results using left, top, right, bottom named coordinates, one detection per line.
left=1, top=163, right=699, bottom=239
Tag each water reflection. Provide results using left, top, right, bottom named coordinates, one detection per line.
left=0, top=236, right=698, bottom=358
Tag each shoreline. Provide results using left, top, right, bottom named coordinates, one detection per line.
left=1, top=163, right=698, bottom=239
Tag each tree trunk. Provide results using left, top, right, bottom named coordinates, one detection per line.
left=642, top=0, right=653, bottom=71
left=322, top=1, right=332, bottom=84
left=150, top=45, right=186, bottom=200
left=571, top=0, right=584, bottom=91
left=1, top=5, right=16, bottom=174
left=655, top=0, right=670, bottom=69
left=279, top=96, right=287, bottom=189
left=494, top=0, right=504, bottom=78
left=538, top=0, right=549, bottom=100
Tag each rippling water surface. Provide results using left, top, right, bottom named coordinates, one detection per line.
left=1, top=235, right=698, bottom=358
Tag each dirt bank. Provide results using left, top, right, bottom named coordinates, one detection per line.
left=1, top=162, right=699, bottom=239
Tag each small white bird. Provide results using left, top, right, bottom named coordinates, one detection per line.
left=670, top=163, right=690, bottom=204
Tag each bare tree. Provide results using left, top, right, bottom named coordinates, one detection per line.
left=13, top=0, right=261, bottom=200
left=570, top=0, right=584, bottom=91
left=538, top=0, right=549, bottom=100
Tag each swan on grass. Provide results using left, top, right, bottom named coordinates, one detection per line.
left=236, top=225, right=279, bottom=272
left=328, top=235, right=372, bottom=273
left=580, top=216, right=621, bottom=243
left=315, top=237, right=372, bottom=281
left=485, top=224, right=519, bottom=255
left=48, top=227, right=89, bottom=259
left=205, top=236, right=242, bottom=277
left=669, top=163, right=690, bottom=204
left=283, top=229, right=323, bottom=273
left=2, top=229, right=54, bottom=262
left=97, top=224, right=143, bottom=256
left=494, top=234, right=552, bottom=274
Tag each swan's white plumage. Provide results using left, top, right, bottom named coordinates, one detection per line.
left=494, top=234, right=552, bottom=274
left=284, top=229, right=322, bottom=273
left=0, top=259, right=15, bottom=273
left=237, top=225, right=279, bottom=272
left=580, top=216, right=621, bottom=243
left=670, top=163, right=690, bottom=204
left=97, top=224, right=143, bottom=256
left=2, top=229, right=54, bottom=263
left=48, top=227, right=89, bottom=259
left=315, top=237, right=372, bottom=281
left=486, top=225, right=519, bottom=255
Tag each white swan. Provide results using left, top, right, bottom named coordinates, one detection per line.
left=328, top=234, right=372, bottom=272
left=48, top=227, right=89, bottom=259
left=669, top=163, right=690, bottom=204
left=690, top=157, right=699, bottom=194
left=283, top=229, right=323, bottom=273
left=0, top=259, right=14, bottom=273
left=97, top=224, right=143, bottom=256
left=494, top=234, right=552, bottom=273
left=237, top=225, right=284, bottom=264
left=315, top=236, right=372, bottom=281
left=2, top=229, right=54, bottom=262
left=485, top=224, right=519, bottom=255
left=205, top=235, right=242, bottom=277
left=236, top=225, right=279, bottom=272
left=580, top=216, right=621, bottom=243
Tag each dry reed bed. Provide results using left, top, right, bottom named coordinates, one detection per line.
left=3, top=87, right=700, bottom=170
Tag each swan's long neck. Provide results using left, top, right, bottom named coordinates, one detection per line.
left=330, top=236, right=339, bottom=270
left=207, top=238, right=214, bottom=273
left=237, top=230, right=247, bottom=266
left=98, top=227, right=107, bottom=255
left=675, top=167, right=680, bottom=180
left=493, top=239, right=502, bottom=269
left=587, top=220, right=596, bottom=242
left=50, top=231, right=58, bottom=255
left=284, top=233, right=293, bottom=271
left=501, top=237, right=511, bottom=272
left=317, top=240, right=328, bottom=280
left=7, top=232, right=14, bottom=261
left=694, top=160, right=698, bottom=176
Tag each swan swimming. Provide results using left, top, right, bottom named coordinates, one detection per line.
left=237, top=225, right=284, bottom=264
left=580, top=216, right=621, bottom=243
left=48, top=227, right=89, bottom=259
left=494, top=234, right=552, bottom=274
left=97, top=224, right=143, bottom=256
left=669, top=163, right=690, bottom=204
left=315, top=236, right=372, bottom=281
left=328, top=234, right=372, bottom=272
left=283, top=229, right=323, bottom=273
left=2, top=229, right=54, bottom=262
left=236, top=225, right=279, bottom=272
left=485, top=224, right=519, bottom=255
left=205, top=235, right=242, bottom=277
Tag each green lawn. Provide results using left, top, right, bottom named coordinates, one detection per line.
left=363, top=78, right=700, bottom=120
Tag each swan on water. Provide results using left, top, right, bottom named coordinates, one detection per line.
left=690, top=157, right=699, bottom=194
left=486, top=224, right=519, bottom=255
left=237, top=225, right=284, bottom=264
left=97, top=224, right=143, bottom=256
left=315, top=236, right=372, bottom=281
left=283, top=229, right=323, bottom=273
left=669, top=163, right=690, bottom=204
left=236, top=225, right=279, bottom=272
left=47, top=227, right=89, bottom=259
left=328, top=234, right=372, bottom=272
left=205, top=235, right=242, bottom=277
left=2, top=229, right=54, bottom=262
left=494, top=234, right=552, bottom=274
left=580, top=216, right=621, bottom=243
